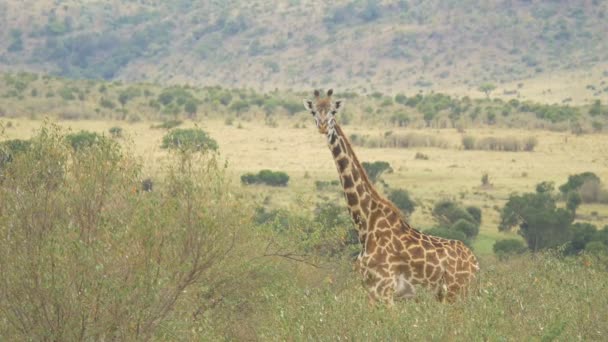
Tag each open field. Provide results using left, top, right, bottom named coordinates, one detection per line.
left=3, top=117, right=608, bottom=255
left=2, top=118, right=608, bottom=340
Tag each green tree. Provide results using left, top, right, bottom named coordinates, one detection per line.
left=499, top=192, right=573, bottom=252
left=478, top=83, right=496, bottom=98
left=559, top=172, right=600, bottom=195
left=589, top=100, right=602, bottom=116
left=184, top=100, right=198, bottom=118
left=388, top=189, right=416, bottom=215
left=432, top=200, right=477, bottom=227
left=361, top=161, right=392, bottom=183
left=161, top=129, right=218, bottom=153
left=566, top=191, right=582, bottom=214
left=493, top=239, right=527, bottom=260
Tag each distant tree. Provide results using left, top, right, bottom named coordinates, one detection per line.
left=65, top=131, right=105, bottom=151
left=559, top=172, right=600, bottom=195
left=451, top=219, right=479, bottom=239
left=499, top=192, right=573, bottom=252
left=493, top=239, right=527, bottom=260
left=161, top=129, right=218, bottom=153
left=535, top=181, right=555, bottom=194
left=361, top=161, right=392, bottom=183
left=589, top=100, right=602, bottom=116
left=388, top=189, right=416, bottom=216
left=184, top=100, right=198, bottom=118
left=566, top=222, right=599, bottom=255
left=478, top=83, right=496, bottom=98
left=432, top=200, right=477, bottom=228
left=566, top=191, right=582, bottom=214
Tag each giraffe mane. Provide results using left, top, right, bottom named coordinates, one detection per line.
left=334, top=124, right=415, bottom=228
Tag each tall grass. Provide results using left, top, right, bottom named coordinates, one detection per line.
left=1, top=124, right=606, bottom=340
left=254, top=253, right=608, bottom=340
left=350, top=132, right=450, bottom=149
left=462, top=135, right=538, bottom=151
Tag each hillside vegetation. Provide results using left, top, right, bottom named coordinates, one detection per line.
left=2, top=72, right=608, bottom=132
left=1, top=0, right=608, bottom=102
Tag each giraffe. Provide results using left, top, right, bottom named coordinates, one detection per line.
left=303, top=89, right=479, bottom=305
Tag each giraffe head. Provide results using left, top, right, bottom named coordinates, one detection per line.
left=303, top=89, right=344, bottom=135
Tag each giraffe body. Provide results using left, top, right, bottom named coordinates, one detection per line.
left=304, top=89, right=479, bottom=304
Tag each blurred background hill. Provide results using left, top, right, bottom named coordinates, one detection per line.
left=1, top=0, right=607, bottom=103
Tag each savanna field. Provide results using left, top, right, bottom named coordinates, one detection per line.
left=1, top=77, right=608, bottom=340
left=2, top=0, right=608, bottom=340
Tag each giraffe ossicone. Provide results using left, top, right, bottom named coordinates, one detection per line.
left=304, top=89, right=479, bottom=304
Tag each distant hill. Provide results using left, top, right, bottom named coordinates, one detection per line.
left=1, top=0, right=608, bottom=103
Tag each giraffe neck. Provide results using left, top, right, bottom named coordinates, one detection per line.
left=328, top=125, right=384, bottom=231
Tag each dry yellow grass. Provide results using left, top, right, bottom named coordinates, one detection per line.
left=3, top=117, right=608, bottom=254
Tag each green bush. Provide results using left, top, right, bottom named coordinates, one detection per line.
left=462, top=135, right=475, bottom=150
left=0, top=124, right=254, bottom=340
left=465, top=206, right=482, bottom=224
left=361, top=161, right=392, bottom=183
left=161, top=128, right=218, bottom=152
left=65, top=130, right=106, bottom=151
left=241, top=170, right=289, bottom=187
left=315, top=180, right=340, bottom=190
left=108, top=126, right=123, bottom=138
left=585, top=241, right=607, bottom=255
left=0, top=139, right=31, bottom=176
left=388, top=189, right=416, bottom=215
left=432, top=200, right=477, bottom=227
left=493, top=239, right=527, bottom=260
left=451, top=218, right=479, bottom=239
left=558, top=172, right=600, bottom=195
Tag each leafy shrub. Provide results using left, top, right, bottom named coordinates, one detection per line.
left=0, top=139, right=31, bottom=173
left=481, top=173, right=490, bottom=187
left=161, top=128, right=218, bottom=152
left=0, top=125, right=252, bottom=340
left=387, top=189, right=416, bottom=215
left=499, top=192, right=573, bottom=252
left=361, top=161, right=392, bottom=183
left=566, top=191, right=582, bottom=213
left=451, top=219, right=479, bottom=239
left=314, top=201, right=352, bottom=231
left=566, top=222, right=599, bottom=255
left=585, top=241, right=607, bottom=255
left=65, top=131, right=105, bottom=151
left=432, top=200, right=477, bottom=227
left=99, top=98, right=116, bottom=109
left=559, top=172, right=600, bottom=195
left=465, top=206, right=482, bottom=224
left=493, top=239, right=527, bottom=260
left=241, top=170, right=289, bottom=187
left=315, top=179, right=340, bottom=190
left=108, top=126, right=123, bottom=138
left=462, top=135, right=475, bottom=150
left=414, top=152, right=429, bottom=160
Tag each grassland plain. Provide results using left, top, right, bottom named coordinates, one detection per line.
left=3, top=117, right=608, bottom=255
left=1, top=119, right=608, bottom=341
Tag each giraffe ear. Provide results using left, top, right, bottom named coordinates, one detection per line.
left=332, top=99, right=344, bottom=114
left=303, top=99, right=314, bottom=112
